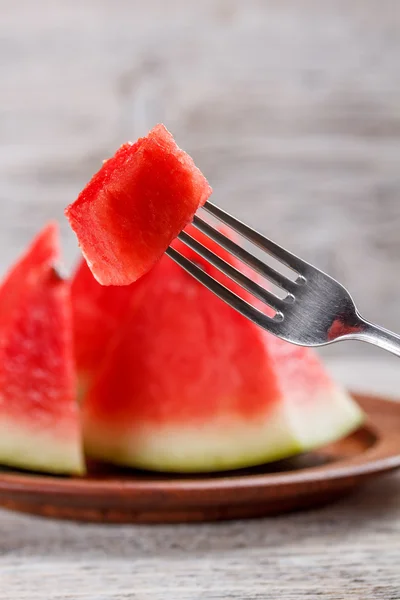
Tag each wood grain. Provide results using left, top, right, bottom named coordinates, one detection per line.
left=0, top=467, right=399, bottom=599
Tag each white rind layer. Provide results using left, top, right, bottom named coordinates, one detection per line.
left=0, top=420, right=85, bottom=475
left=289, top=385, right=364, bottom=451
left=84, top=386, right=364, bottom=473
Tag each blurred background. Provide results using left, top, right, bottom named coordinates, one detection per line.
left=1, top=0, right=400, bottom=360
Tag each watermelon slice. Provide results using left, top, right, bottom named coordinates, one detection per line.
left=71, top=258, right=136, bottom=395
left=82, top=229, right=363, bottom=472
left=65, top=124, right=212, bottom=286
left=0, top=224, right=84, bottom=474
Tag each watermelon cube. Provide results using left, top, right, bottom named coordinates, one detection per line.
left=65, top=124, right=212, bottom=286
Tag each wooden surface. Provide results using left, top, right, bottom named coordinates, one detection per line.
left=1, top=2, right=400, bottom=598
left=0, top=361, right=399, bottom=598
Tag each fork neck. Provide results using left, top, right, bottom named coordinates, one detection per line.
left=346, top=315, right=400, bottom=359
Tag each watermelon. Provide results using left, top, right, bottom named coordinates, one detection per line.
left=71, top=226, right=245, bottom=396
left=0, top=224, right=84, bottom=474
left=65, top=124, right=212, bottom=286
left=71, top=258, right=135, bottom=395
left=82, top=228, right=363, bottom=472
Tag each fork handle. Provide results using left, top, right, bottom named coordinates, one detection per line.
left=350, top=315, right=400, bottom=358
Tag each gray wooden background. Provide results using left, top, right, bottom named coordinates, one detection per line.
left=1, top=0, right=400, bottom=354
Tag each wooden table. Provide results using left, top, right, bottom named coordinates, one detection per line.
left=0, top=358, right=399, bottom=599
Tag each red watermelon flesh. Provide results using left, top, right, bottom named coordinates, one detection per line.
left=82, top=230, right=363, bottom=472
left=71, top=224, right=259, bottom=395
left=71, top=258, right=136, bottom=394
left=0, top=224, right=84, bottom=474
left=65, top=124, right=212, bottom=286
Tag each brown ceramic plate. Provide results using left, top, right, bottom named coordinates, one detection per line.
left=0, top=393, right=398, bottom=524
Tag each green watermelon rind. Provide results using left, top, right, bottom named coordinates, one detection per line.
left=0, top=418, right=85, bottom=476
left=83, top=385, right=363, bottom=473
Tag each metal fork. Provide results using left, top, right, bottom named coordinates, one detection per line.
left=166, top=201, right=400, bottom=358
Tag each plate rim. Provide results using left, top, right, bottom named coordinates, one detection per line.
left=0, top=392, right=398, bottom=502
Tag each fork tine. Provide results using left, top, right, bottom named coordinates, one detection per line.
left=192, top=215, right=298, bottom=293
left=202, top=201, right=306, bottom=274
left=178, top=231, right=286, bottom=312
left=166, top=247, right=278, bottom=330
